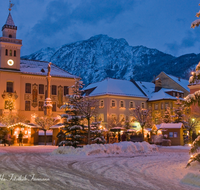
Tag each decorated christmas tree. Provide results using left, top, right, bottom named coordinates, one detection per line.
left=173, top=99, right=185, bottom=123
left=60, top=78, right=86, bottom=147
left=90, top=122, right=106, bottom=144
left=162, top=107, right=172, bottom=123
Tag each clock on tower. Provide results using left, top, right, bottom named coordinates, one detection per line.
left=0, top=7, right=22, bottom=70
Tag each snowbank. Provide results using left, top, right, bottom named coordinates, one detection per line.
left=181, top=162, right=200, bottom=188
left=52, top=141, right=158, bottom=156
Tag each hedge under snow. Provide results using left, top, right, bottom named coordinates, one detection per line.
left=52, top=141, right=158, bottom=156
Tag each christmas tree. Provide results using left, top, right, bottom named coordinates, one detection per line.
left=60, top=78, right=86, bottom=148
left=162, top=107, right=172, bottom=123
left=90, top=122, right=106, bottom=144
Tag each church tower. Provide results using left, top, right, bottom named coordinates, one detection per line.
left=0, top=5, right=22, bottom=70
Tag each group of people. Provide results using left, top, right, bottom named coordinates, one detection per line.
left=1, top=131, right=23, bottom=146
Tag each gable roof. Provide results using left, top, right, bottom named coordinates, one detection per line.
left=163, top=72, right=190, bottom=92
left=83, top=78, right=148, bottom=98
left=159, top=123, right=184, bottom=129
left=20, top=59, right=77, bottom=78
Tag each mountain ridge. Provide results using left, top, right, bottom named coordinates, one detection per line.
left=22, top=34, right=199, bottom=85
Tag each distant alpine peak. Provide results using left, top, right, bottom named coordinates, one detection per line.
left=21, top=34, right=200, bottom=86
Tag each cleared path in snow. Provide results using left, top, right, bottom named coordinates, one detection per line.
left=0, top=146, right=198, bottom=190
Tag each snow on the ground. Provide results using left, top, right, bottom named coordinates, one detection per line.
left=52, top=141, right=158, bottom=156
left=182, top=159, right=200, bottom=187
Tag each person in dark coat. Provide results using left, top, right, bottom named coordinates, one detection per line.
left=122, top=132, right=126, bottom=141
left=18, top=131, right=23, bottom=146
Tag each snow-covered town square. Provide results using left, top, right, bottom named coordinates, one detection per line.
left=2, top=1, right=200, bottom=190
left=0, top=144, right=199, bottom=190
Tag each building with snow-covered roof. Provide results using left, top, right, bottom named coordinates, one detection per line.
left=83, top=78, right=148, bottom=129
left=0, top=10, right=77, bottom=125
left=136, top=72, right=189, bottom=124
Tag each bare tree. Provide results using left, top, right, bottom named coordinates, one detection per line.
left=74, top=96, right=99, bottom=144
left=35, top=116, right=56, bottom=145
left=131, top=106, right=152, bottom=137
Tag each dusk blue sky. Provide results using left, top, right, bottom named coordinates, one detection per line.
left=0, top=0, right=200, bottom=56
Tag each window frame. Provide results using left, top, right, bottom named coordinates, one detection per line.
left=39, top=84, right=44, bottom=94
left=6, top=81, right=13, bottom=93
left=64, top=86, right=69, bottom=95
left=25, top=83, right=31, bottom=94
left=52, top=85, right=57, bottom=95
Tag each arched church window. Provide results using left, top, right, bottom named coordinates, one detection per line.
left=5, top=49, right=8, bottom=56
left=9, top=34, right=12, bottom=38
left=14, top=50, right=16, bottom=57
left=10, top=50, right=12, bottom=56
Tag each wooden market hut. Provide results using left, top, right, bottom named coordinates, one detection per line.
left=7, top=122, right=42, bottom=145
left=160, top=123, right=185, bottom=146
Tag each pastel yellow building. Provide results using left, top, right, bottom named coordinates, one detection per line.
left=0, top=11, right=77, bottom=122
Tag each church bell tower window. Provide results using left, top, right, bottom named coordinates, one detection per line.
left=5, top=49, right=8, bottom=56
left=9, top=50, right=12, bottom=56
left=14, top=50, right=16, bottom=57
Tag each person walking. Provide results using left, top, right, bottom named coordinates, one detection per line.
left=18, top=131, right=23, bottom=146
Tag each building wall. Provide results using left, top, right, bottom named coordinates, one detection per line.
left=94, top=95, right=147, bottom=128
left=0, top=70, right=75, bottom=121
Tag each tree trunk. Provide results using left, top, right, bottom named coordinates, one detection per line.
left=44, top=130, right=47, bottom=145
left=87, top=118, right=91, bottom=145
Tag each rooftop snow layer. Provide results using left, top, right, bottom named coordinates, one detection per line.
left=148, top=88, right=184, bottom=101
left=20, top=59, right=77, bottom=78
left=164, top=72, right=189, bottom=92
left=136, top=81, right=155, bottom=97
left=84, top=78, right=147, bottom=98
left=160, top=123, right=184, bottom=129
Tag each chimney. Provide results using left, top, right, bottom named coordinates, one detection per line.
left=155, top=78, right=162, bottom=92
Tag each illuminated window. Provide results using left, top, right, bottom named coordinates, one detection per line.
left=10, top=50, right=12, bottom=56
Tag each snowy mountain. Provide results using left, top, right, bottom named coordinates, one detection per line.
left=22, top=35, right=200, bottom=85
